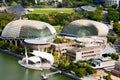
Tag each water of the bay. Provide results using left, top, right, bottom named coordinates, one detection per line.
left=0, top=52, right=72, bottom=80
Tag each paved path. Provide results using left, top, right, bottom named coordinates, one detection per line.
left=0, top=48, right=24, bottom=59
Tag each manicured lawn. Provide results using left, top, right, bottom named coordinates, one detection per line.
left=30, top=9, right=75, bottom=14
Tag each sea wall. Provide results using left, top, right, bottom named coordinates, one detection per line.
left=0, top=48, right=23, bottom=59
left=0, top=48, right=81, bottom=80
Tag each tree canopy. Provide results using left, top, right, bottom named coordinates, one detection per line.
left=107, top=8, right=119, bottom=22
left=88, top=10, right=103, bottom=21
left=110, top=54, right=119, bottom=60
left=113, top=22, right=120, bottom=35
left=107, top=36, right=116, bottom=44
left=58, top=60, right=96, bottom=77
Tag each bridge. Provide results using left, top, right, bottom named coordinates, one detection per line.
left=41, top=71, right=61, bottom=80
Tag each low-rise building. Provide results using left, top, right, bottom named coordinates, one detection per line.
left=105, top=0, right=119, bottom=6
left=93, top=0, right=105, bottom=4
left=50, top=43, right=74, bottom=53
left=94, top=0, right=119, bottom=7
left=81, top=6, right=96, bottom=12
left=91, top=57, right=116, bottom=70
left=66, top=46, right=102, bottom=61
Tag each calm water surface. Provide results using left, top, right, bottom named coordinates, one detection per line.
left=0, top=52, right=72, bottom=80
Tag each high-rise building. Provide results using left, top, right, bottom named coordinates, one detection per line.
left=105, top=0, right=119, bottom=6
left=21, top=0, right=25, bottom=7
left=0, top=0, right=7, bottom=6
left=93, top=0, right=105, bottom=4
left=94, top=0, right=119, bottom=7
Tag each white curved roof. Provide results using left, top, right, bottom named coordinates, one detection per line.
left=31, top=50, right=54, bottom=64
left=62, top=20, right=109, bottom=36
left=72, top=20, right=108, bottom=36
left=1, top=20, right=56, bottom=38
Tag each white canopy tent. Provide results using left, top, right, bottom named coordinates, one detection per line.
left=31, top=50, right=54, bottom=64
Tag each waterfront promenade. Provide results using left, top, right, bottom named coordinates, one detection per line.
left=0, top=52, right=71, bottom=80
left=0, top=48, right=23, bottom=59
left=0, top=48, right=81, bottom=80
left=2, top=48, right=119, bottom=80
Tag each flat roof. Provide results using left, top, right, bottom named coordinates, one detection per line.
left=24, top=38, right=49, bottom=45
left=92, top=60, right=116, bottom=69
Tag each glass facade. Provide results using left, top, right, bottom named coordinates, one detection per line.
left=61, top=24, right=98, bottom=37
left=20, top=25, right=52, bottom=38
left=60, top=20, right=108, bottom=37
left=1, top=20, right=56, bottom=39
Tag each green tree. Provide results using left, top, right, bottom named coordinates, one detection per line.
left=53, top=38, right=67, bottom=43
left=0, top=41, right=5, bottom=47
left=110, top=54, right=119, bottom=60
left=67, top=60, right=96, bottom=77
left=113, top=22, right=120, bottom=35
left=53, top=52, right=59, bottom=64
left=107, top=8, right=119, bottom=22
left=112, top=4, right=118, bottom=9
left=103, top=72, right=112, bottom=80
left=1, top=42, right=10, bottom=49
left=75, top=68, right=86, bottom=77
left=107, top=36, right=116, bottom=43
left=102, top=3, right=109, bottom=8
left=62, top=0, right=74, bottom=7
left=88, top=10, right=103, bottom=21
left=15, top=47, right=24, bottom=54
left=11, top=1, right=17, bottom=6
left=86, top=67, right=96, bottom=75
left=8, top=43, right=16, bottom=50
left=0, top=16, right=12, bottom=30
left=53, top=13, right=70, bottom=26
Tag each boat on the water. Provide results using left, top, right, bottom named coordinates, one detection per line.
left=18, top=49, right=54, bottom=70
